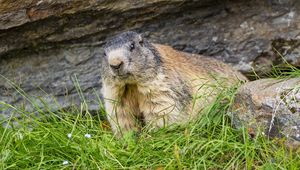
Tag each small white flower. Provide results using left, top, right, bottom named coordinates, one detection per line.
left=295, top=93, right=300, bottom=100
left=62, top=160, right=69, bottom=165
left=67, top=133, right=72, bottom=139
left=261, top=132, right=265, bottom=136
left=291, top=126, right=298, bottom=130
left=84, top=134, right=91, bottom=138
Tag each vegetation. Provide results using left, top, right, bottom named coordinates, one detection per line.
left=1, top=77, right=299, bottom=169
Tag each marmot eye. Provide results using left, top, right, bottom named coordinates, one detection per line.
left=104, top=51, right=107, bottom=57
left=129, top=42, right=135, bottom=52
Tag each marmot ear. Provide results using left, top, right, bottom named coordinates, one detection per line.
left=138, top=34, right=144, bottom=46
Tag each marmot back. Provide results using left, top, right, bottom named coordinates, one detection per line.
left=100, top=31, right=247, bottom=137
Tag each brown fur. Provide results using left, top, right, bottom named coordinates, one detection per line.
left=101, top=32, right=247, bottom=137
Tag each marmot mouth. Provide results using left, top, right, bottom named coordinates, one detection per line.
left=113, top=72, right=132, bottom=79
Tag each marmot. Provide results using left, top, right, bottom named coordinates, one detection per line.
left=100, top=31, right=247, bottom=137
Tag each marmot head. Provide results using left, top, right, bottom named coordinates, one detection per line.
left=102, top=31, right=161, bottom=83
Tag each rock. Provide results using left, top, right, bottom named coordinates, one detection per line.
left=0, top=46, right=102, bottom=118
left=232, top=78, right=300, bottom=148
left=1, top=0, right=300, bottom=118
left=0, top=0, right=300, bottom=71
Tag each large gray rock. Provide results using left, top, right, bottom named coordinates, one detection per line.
left=0, top=46, right=102, bottom=119
left=1, top=0, right=300, bottom=117
left=232, top=78, right=300, bottom=148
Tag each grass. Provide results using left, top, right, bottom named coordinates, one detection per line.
left=0, top=68, right=300, bottom=169
left=252, top=47, right=300, bottom=79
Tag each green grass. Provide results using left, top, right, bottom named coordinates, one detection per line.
left=1, top=41, right=300, bottom=169
left=1, top=81, right=299, bottom=170
left=252, top=47, right=300, bottom=80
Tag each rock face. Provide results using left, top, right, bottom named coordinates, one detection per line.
left=232, top=78, right=300, bottom=148
left=0, top=0, right=300, bottom=117
left=0, top=46, right=102, bottom=118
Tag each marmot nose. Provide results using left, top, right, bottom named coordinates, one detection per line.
left=110, top=61, right=123, bottom=70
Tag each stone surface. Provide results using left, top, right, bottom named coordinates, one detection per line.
left=0, top=46, right=102, bottom=118
left=232, top=78, right=300, bottom=148
left=1, top=0, right=300, bottom=117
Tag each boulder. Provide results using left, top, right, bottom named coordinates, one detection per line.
left=1, top=0, right=300, bottom=117
left=232, top=78, right=300, bottom=148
